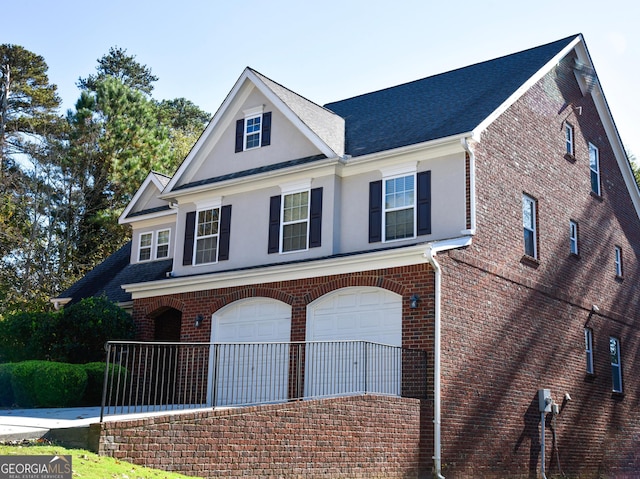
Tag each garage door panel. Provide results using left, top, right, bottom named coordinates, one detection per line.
left=306, top=287, right=402, bottom=398
left=208, top=298, right=291, bottom=406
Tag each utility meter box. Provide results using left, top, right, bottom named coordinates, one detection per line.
left=538, top=389, right=552, bottom=413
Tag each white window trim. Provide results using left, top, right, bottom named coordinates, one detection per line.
left=382, top=171, right=417, bottom=243
left=156, top=228, right=171, bottom=259
left=610, top=336, right=623, bottom=393
left=280, top=189, right=311, bottom=254
left=615, top=245, right=623, bottom=277
left=138, top=232, right=153, bottom=262
left=569, top=220, right=579, bottom=255
left=589, top=142, right=601, bottom=196
left=565, top=122, right=574, bottom=156
left=522, top=194, right=537, bottom=259
left=585, top=328, right=594, bottom=374
left=194, top=207, right=221, bottom=266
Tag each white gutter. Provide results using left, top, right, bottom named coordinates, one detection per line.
left=423, top=235, right=474, bottom=479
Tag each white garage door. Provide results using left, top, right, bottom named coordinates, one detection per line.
left=305, top=287, right=402, bottom=398
left=207, top=298, right=291, bottom=406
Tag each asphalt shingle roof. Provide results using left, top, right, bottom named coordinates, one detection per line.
left=55, top=241, right=171, bottom=304
left=324, top=35, right=577, bottom=157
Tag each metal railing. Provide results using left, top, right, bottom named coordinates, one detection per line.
left=100, top=340, right=427, bottom=421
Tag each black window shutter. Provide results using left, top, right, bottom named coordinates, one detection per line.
left=235, top=119, right=244, bottom=152
left=182, top=211, right=196, bottom=265
left=309, top=187, right=323, bottom=248
left=369, top=180, right=382, bottom=243
left=417, top=171, right=431, bottom=236
left=268, top=195, right=281, bottom=254
left=218, top=205, right=232, bottom=261
left=261, top=112, right=272, bottom=146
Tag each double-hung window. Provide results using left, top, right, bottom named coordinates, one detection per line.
left=139, top=232, right=153, bottom=261
left=195, top=208, right=220, bottom=265
left=589, top=143, right=601, bottom=195
left=610, top=336, right=623, bottom=393
left=268, top=184, right=323, bottom=254
left=565, top=123, right=574, bottom=157
left=384, top=174, right=416, bottom=241
left=615, top=245, right=623, bottom=277
left=282, top=191, right=309, bottom=252
left=156, top=229, right=170, bottom=258
left=368, top=168, right=431, bottom=243
left=585, top=328, right=594, bottom=374
left=182, top=203, right=232, bottom=266
left=569, top=220, right=579, bottom=255
left=139, top=229, right=172, bottom=262
left=522, top=194, right=537, bottom=259
left=235, top=107, right=272, bottom=152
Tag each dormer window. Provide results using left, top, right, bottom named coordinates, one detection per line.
left=139, top=233, right=153, bottom=261
left=235, top=106, right=272, bottom=152
left=138, top=229, right=171, bottom=262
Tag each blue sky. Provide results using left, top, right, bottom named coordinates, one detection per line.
left=5, top=0, right=640, bottom=156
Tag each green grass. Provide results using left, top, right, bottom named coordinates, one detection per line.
left=0, top=442, right=204, bottom=479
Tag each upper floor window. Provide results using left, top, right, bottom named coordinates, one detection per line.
left=139, top=232, right=153, bottom=261
left=235, top=108, right=272, bottom=152
left=156, top=229, right=170, bottom=259
left=615, top=245, right=623, bottom=278
left=522, top=194, right=537, bottom=259
left=610, top=336, right=623, bottom=393
left=384, top=174, right=416, bottom=241
left=585, top=328, right=594, bottom=375
left=138, top=229, right=171, bottom=262
left=368, top=170, right=431, bottom=243
left=182, top=205, right=232, bottom=266
left=268, top=187, right=323, bottom=254
left=282, top=191, right=310, bottom=252
left=565, top=122, right=574, bottom=157
left=195, top=208, right=220, bottom=265
left=569, top=220, right=579, bottom=255
left=589, top=143, right=601, bottom=195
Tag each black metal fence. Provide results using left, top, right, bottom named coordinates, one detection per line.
left=100, top=340, right=427, bottom=421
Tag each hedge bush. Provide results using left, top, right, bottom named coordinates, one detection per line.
left=1, top=361, right=128, bottom=408
left=11, top=361, right=44, bottom=408
left=0, top=296, right=136, bottom=364
left=0, top=363, right=15, bottom=407
left=34, top=362, right=87, bottom=408
left=82, top=362, right=129, bottom=406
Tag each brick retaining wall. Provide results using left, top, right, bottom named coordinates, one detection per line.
left=93, top=395, right=426, bottom=478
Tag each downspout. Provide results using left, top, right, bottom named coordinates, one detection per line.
left=423, top=236, right=473, bottom=479
left=424, top=243, right=445, bottom=479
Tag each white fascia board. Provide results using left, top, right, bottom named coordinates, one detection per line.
left=123, top=237, right=473, bottom=300
left=164, top=68, right=255, bottom=193
left=119, top=172, right=169, bottom=224
left=338, top=132, right=470, bottom=177
left=164, top=68, right=340, bottom=195
left=162, top=157, right=342, bottom=203
left=472, top=35, right=582, bottom=140
left=246, top=69, right=340, bottom=159
left=573, top=40, right=640, bottom=219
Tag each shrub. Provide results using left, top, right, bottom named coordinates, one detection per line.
left=11, top=361, right=44, bottom=408
left=51, top=296, right=136, bottom=364
left=0, top=363, right=15, bottom=407
left=34, top=362, right=87, bottom=408
left=82, top=362, right=129, bottom=406
left=0, top=311, right=59, bottom=362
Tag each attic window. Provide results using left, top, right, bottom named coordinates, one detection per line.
left=235, top=107, right=272, bottom=152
